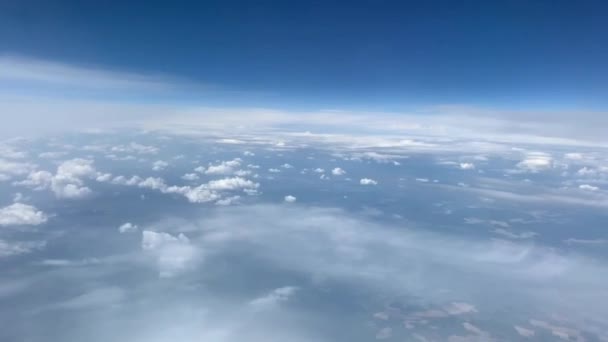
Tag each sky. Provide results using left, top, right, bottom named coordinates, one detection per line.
left=1, top=0, right=607, bottom=112
left=2, top=2, right=608, bottom=341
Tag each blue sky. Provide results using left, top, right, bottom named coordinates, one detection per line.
left=1, top=0, right=607, bottom=110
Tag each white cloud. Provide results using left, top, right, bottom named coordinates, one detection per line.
left=216, top=196, right=240, bottom=206
left=118, top=222, right=138, bottom=233
left=516, top=152, right=553, bottom=172
left=0, top=203, right=48, bottom=226
left=331, top=167, right=346, bottom=175
left=141, top=230, right=199, bottom=278
left=281, top=163, right=293, bottom=169
left=514, top=325, right=535, bottom=338
left=249, top=286, right=298, bottom=309
left=17, top=158, right=100, bottom=199
left=206, top=177, right=259, bottom=191
left=459, top=162, right=475, bottom=170
left=579, top=184, right=599, bottom=191
left=564, top=153, right=584, bottom=161
left=111, top=142, right=159, bottom=155
left=529, top=319, right=584, bottom=341
left=152, top=160, right=169, bottom=171
left=38, top=151, right=68, bottom=159
left=95, top=173, right=112, bottom=182
left=0, top=159, right=36, bottom=180
left=360, top=178, right=378, bottom=185
left=268, top=168, right=281, bottom=173
left=284, top=195, right=297, bottom=203
left=313, top=168, right=324, bottom=173
left=138, top=177, right=167, bottom=190
left=234, top=169, right=251, bottom=177
left=181, top=173, right=199, bottom=181
left=205, top=158, right=242, bottom=175
left=0, top=239, right=46, bottom=257
left=243, top=151, right=255, bottom=156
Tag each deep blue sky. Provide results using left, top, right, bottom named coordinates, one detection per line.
left=1, top=0, right=607, bottom=110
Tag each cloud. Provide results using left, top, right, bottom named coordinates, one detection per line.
left=204, top=158, right=243, bottom=175
left=16, top=158, right=99, bottom=199
left=181, top=173, right=199, bottom=181
left=579, top=184, right=599, bottom=191
left=216, top=195, right=240, bottom=206
left=0, top=239, right=46, bottom=257
left=284, top=195, right=297, bottom=203
left=375, top=327, right=392, bottom=340
left=118, top=222, right=138, bottom=233
left=0, top=203, right=48, bottom=226
left=492, top=228, right=538, bottom=240
left=152, top=160, right=169, bottom=171
left=564, top=238, right=608, bottom=245
left=0, top=158, right=36, bottom=180
left=516, top=152, right=553, bottom=172
left=459, top=162, right=475, bottom=170
left=331, top=167, right=346, bottom=175
left=360, top=178, right=378, bottom=185
left=111, top=142, right=159, bottom=155
left=249, top=286, right=298, bottom=309
left=514, top=325, right=535, bottom=338
left=141, top=230, right=199, bottom=278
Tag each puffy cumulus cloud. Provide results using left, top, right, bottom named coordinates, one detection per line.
left=204, top=158, right=243, bottom=175
left=206, top=177, right=258, bottom=191
left=281, top=163, right=293, bottom=169
left=516, top=152, right=553, bottom=172
left=268, top=168, right=281, bottom=173
left=331, top=167, right=346, bottom=176
left=141, top=230, right=199, bottom=278
left=249, top=286, right=298, bottom=310
left=459, top=162, right=475, bottom=170
left=284, top=195, right=297, bottom=203
left=152, top=160, right=169, bottom=171
left=0, top=203, right=48, bottom=226
left=118, top=222, right=138, bottom=233
left=360, top=178, right=378, bottom=185
left=16, top=158, right=103, bottom=199
left=105, top=173, right=259, bottom=204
